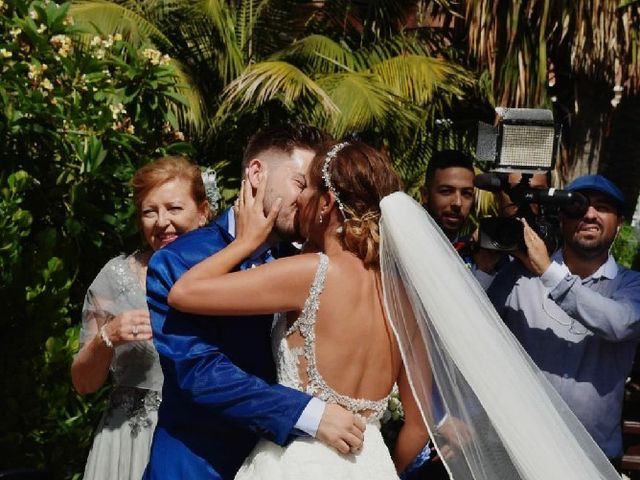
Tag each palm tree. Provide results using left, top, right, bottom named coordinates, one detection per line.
left=409, top=1, right=640, bottom=192
left=70, top=0, right=472, bottom=185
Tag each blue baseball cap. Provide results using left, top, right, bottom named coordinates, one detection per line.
left=565, top=174, right=625, bottom=208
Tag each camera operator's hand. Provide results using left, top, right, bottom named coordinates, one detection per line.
left=512, top=218, right=551, bottom=276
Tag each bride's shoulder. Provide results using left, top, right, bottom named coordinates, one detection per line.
left=278, top=252, right=325, bottom=268
left=271, top=252, right=326, bottom=280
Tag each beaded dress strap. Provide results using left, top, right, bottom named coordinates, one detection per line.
left=288, top=252, right=390, bottom=419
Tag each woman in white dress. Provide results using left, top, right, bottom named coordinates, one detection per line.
left=71, top=156, right=214, bottom=480
left=169, top=141, right=622, bottom=480
left=169, top=141, right=428, bottom=478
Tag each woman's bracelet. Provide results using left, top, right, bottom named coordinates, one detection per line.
left=99, top=324, right=114, bottom=349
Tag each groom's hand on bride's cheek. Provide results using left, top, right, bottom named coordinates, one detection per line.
left=316, top=403, right=366, bottom=455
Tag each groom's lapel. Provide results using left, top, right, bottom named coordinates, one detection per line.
left=213, top=208, right=234, bottom=243
left=212, top=208, right=266, bottom=271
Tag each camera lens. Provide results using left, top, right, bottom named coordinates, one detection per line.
left=479, top=217, right=523, bottom=252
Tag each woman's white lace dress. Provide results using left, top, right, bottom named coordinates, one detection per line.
left=235, top=253, right=399, bottom=480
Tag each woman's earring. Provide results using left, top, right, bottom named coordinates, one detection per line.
left=318, top=214, right=324, bottom=224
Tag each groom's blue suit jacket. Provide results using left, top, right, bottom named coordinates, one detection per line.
left=143, top=211, right=311, bottom=479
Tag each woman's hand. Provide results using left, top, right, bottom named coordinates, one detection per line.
left=102, top=309, right=152, bottom=347
left=234, top=170, right=282, bottom=251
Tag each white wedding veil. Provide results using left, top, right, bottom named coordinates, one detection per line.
left=379, top=192, right=619, bottom=480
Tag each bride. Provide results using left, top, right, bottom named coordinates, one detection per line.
left=168, top=141, right=620, bottom=479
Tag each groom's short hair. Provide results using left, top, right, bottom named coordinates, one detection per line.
left=242, top=123, right=331, bottom=169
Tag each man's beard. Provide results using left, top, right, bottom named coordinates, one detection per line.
left=271, top=207, right=301, bottom=242
left=566, top=230, right=614, bottom=260
left=273, top=216, right=295, bottom=241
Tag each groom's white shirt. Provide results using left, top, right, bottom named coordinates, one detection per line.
left=226, top=209, right=325, bottom=437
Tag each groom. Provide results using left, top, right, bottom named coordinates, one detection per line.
left=143, top=124, right=365, bottom=479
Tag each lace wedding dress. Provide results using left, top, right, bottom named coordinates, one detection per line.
left=235, top=253, right=400, bottom=480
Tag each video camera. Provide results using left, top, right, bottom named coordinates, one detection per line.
left=474, top=108, right=588, bottom=252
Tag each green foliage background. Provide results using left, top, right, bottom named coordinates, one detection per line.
left=1, top=1, right=639, bottom=479
left=0, top=1, right=199, bottom=477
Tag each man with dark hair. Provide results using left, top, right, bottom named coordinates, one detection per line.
left=488, top=174, right=640, bottom=468
left=421, top=150, right=476, bottom=243
left=144, top=123, right=365, bottom=479
left=241, top=123, right=329, bottom=169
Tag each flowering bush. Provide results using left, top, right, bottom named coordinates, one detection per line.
left=0, top=1, right=193, bottom=477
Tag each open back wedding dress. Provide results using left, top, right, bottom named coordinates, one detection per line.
left=235, top=252, right=399, bottom=479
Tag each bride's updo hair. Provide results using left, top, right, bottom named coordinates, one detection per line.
left=308, top=141, right=402, bottom=268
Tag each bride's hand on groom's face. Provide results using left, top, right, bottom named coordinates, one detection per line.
left=234, top=170, right=282, bottom=250
left=316, top=403, right=366, bottom=455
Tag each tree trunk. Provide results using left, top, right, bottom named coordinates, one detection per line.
left=562, top=76, right=612, bottom=182
left=632, top=191, right=640, bottom=232
left=601, top=95, right=640, bottom=220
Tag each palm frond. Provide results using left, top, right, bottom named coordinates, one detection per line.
left=370, top=54, right=470, bottom=104
left=70, top=0, right=174, bottom=51
left=315, top=72, right=419, bottom=139
left=237, top=0, right=281, bottom=58
left=214, top=60, right=339, bottom=125
left=169, top=59, right=207, bottom=134
left=190, top=0, right=245, bottom=83
left=272, top=34, right=356, bottom=73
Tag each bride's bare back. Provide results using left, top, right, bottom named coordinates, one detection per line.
left=286, top=251, right=402, bottom=409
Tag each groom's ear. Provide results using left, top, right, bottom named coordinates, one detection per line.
left=246, top=158, right=264, bottom=191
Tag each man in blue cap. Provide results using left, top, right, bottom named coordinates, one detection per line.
left=487, top=174, right=640, bottom=470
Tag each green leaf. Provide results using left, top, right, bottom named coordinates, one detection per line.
left=162, top=90, right=188, bottom=106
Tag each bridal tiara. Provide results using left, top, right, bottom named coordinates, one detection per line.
left=322, top=142, right=349, bottom=221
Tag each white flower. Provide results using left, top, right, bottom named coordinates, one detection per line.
left=37, top=24, right=47, bottom=34
left=9, top=28, right=22, bottom=39
left=50, top=34, right=72, bottom=58
left=0, top=48, right=12, bottom=59
left=142, top=48, right=169, bottom=66
left=102, top=36, right=114, bottom=49
left=94, top=48, right=105, bottom=60
left=63, top=15, right=74, bottom=26
left=125, top=124, right=135, bottom=135
left=90, top=36, right=102, bottom=47
left=142, top=48, right=161, bottom=64
left=109, top=102, right=126, bottom=119
left=41, top=78, right=54, bottom=91
left=114, top=33, right=123, bottom=42
left=28, top=64, right=47, bottom=80
left=29, top=10, right=38, bottom=20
